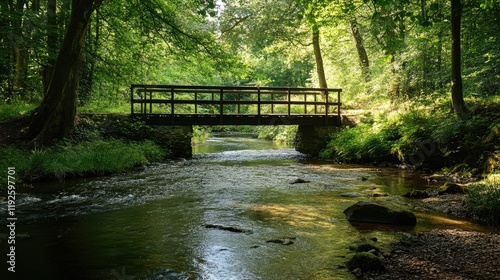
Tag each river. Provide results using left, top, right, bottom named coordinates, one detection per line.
left=0, top=134, right=490, bottom=279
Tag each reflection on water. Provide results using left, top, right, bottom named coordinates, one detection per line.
left=0, top=134, right=494, bottom=279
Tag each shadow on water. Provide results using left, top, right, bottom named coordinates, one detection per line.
left=0, top=133, right=495, bottom=279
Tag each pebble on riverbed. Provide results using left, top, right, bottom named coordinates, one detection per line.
left=290, top=178, right=310, bottom=184
left=360, top=229, right=500, bottom=280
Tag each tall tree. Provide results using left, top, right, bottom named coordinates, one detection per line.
left=43, top=0, right=58, bottom=93
left=450, top=0, right=467, bottom=117
left=349, top=19, right=370, bottom=82
left=312, top=23, right=327, bottom=88
left=0, top=0, right=14, bottom=100
left=28, top=0, right=102, bottom=145
left=12, top=0, right=28, bottom=92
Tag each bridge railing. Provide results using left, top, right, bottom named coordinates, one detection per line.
left=130, top=85, right=341, bottom=125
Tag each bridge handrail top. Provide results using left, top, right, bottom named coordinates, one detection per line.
left=130, top=84, right=342, bottom=92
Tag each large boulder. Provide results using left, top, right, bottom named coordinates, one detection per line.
left=343, top=201, right=417, bottom=226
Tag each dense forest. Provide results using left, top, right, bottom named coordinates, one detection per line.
left=2, top=2, right=500, bottom=278
left=1, top=0, right=498, bottom=111
left=1, top=1, right=499, bottom=220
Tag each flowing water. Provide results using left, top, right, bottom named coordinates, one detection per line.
left=0, top=134, right=492, bottom=280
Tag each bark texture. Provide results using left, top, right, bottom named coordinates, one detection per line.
left=349, top=20, right=370, bottom=82
left=312, top=25, right=327, bottom=89
left=451, top=0, right=468, bottom=118
left=28, top=0, right=102, bottom=145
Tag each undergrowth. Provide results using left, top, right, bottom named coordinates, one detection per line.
left=0, top=140, right=163, bottom=184
left=0, top=102, right=36, bottom=121
left=320, top=103, right=500, bottom=175
left=465, top=174, right=500, bottom=225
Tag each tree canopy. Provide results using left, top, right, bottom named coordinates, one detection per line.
left=1, top=0, right=499, bottom=143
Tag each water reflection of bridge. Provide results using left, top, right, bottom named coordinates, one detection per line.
left=131, top=85, right=341, bottom=126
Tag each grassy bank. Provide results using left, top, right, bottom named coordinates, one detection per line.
left=321, top=101, right=500, bottom=225
left=0, top=102, right=36, bottom=121
left=0, top=108, right=172, bottom=185
left=321, top=102, right=500, bottom=175
left=0, top=140, right=164, bottom=184
left=466, top=174, right=500, bottom=225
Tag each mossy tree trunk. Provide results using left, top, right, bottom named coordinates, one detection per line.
left=28, top=0, right=102, bottom=146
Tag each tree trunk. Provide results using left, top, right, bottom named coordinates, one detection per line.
left=451, top=0, right=468, bottom=118
left=28, top=0, right=102, bottom=146
left=349, top=20, right=370, bottom=82
left=0, top=0, right=14, bottom=101
left=13, top=0, right=27, bottom=91
left=43, top=0, right=58, bottom=94
left=312, top=25, right=327, bottom=89
left=79, top=11, right=99, bottom=105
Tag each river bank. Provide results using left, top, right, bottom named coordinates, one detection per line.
left=358, top=228, right=500, bottom=280
left=2, top=115, right=499, bottom=279
left=346, top=187, right=500, bottom=279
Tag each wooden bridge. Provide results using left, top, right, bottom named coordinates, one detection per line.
left=130, top=85, right=342, bottom=126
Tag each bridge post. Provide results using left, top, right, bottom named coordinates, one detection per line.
left=150, top=125, right=193, bottom=158
left=295, top=125, right=339, bottom=156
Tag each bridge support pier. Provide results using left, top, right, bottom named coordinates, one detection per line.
left=295, top=125, right=339, bottom=156
left=151, top=125, right=193, bottom=158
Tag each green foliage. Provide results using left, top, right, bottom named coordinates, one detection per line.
left=465, top=176, right=500, bottom=225
left=0, top=140, right=163, bottom=184
left=192, top=125, right=210, bottom=145
left=256, top=126, right=298, bottom=143
left=0, top=103, right=36, bottom=121
left=321, top=104, right=500, bottom=173
left=79, top=101, right=130, bottom=114
left=320, top=122, right=396, bottom=163
left=103, top=118, right=157, bottom=142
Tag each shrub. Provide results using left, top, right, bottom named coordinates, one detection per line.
left=320, top=123, right=396, bottom=163
left=257, top=126, right=297, bottom=143
left=465, top=176, right=500, bottom=225
left=0, top=139, right=164, bottom=184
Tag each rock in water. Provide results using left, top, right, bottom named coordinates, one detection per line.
left=403, top=190, right=430, bottom=199
left=290, top=178, right=310, bottom=184
left=343, top=201, right=417, bottom=226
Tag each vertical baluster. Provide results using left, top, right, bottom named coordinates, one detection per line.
left=314, top=92, right=317, bottom=114
left=194, top=92, right=197, bottom=114
left=149, top=90, right=152, bottom=113
left=287, top=88, right=291, bottom=116
left=257, top=88, right=261, bottom=124
left=304, top=93, right=307, bottom=114
left=171, top=87, right=175, bottom=125
left=220, top=88, right=224, bottom=124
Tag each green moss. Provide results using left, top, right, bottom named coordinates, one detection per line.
left=354, top=244, right=381, bottom=256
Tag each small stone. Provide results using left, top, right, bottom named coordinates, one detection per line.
left=290, top=178, right=310, bottom=184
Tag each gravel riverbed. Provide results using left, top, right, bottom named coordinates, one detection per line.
left=355, top=194, right=500, bottom=280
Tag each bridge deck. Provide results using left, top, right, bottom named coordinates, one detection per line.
left=131, top=85, right=341, bottom=126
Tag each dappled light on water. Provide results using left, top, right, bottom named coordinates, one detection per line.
left=0, top=135, right=495, bottom=279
